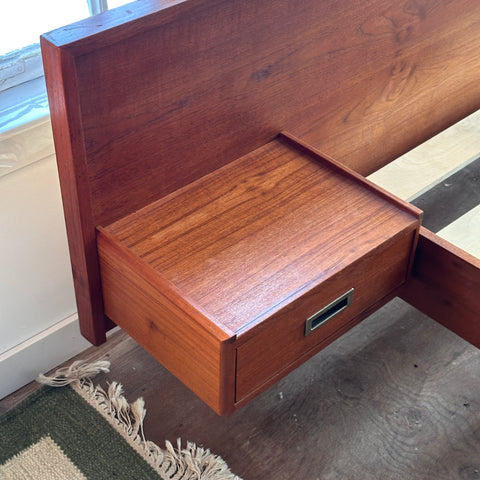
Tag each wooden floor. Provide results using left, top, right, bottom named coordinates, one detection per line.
left=3, top=114, right=479, bottom=479
left=2, top=297, right=480, bottom=479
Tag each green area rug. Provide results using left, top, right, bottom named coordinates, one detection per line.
left=0, top=361, right=241, bottom=480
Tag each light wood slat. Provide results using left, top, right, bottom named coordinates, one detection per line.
left=370, top=110, right=480, bottom=346
left=368, top=109, right=480, bottom=202
left=437, top=205, right=480, bottom=260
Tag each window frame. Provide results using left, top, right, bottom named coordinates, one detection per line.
left=0, top=0, right=121, bottom=178
left=0, top=0, right=110, bottom=92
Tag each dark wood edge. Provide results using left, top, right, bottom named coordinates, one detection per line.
left=418, top=227, right=480, bottom=269
left=400, top=227, right=480, bottom=348
left=97, top=228, right=236, bottom=414
left=41, top=37, right=107, bottom=345
left=96, top=227, right=237, bottom=341
left=218, top=340, right=237, bottom=416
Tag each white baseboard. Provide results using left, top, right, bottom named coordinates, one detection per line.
left=0, top=313, right=91, bottom=399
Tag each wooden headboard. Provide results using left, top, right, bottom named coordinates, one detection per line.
left=41, top=0, right=480, bottom=345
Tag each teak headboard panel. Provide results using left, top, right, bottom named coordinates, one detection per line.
left=41, top=0, right=480, bottom=345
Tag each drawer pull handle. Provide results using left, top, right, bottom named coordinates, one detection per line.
left=305, top=288, right=354, bottom=336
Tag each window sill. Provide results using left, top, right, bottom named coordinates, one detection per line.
left=0, top=76, right=54, bottom=178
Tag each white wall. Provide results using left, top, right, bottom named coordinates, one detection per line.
left=0, top=120, right=90, bottom=398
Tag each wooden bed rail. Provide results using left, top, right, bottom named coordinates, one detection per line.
left=400, top=227, right=480, bottom=348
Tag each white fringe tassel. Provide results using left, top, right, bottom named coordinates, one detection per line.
left=37, top=360, right=242, bottom=480
left=37, top=360, right=111, bottom=387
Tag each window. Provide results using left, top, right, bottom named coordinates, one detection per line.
left=0, top=0, right=131, bottom=176
left=1, top=1, right=90, bottom=58
left=0, top=0, right=131, bottom=123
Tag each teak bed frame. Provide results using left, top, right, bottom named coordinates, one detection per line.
left=41, top=0, right=480, bottom=415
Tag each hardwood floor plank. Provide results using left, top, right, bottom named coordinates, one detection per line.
left=3, top=299, right=479, bottom=479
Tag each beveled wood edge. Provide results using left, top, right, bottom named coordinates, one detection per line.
left=418, top=227, right=480, bottom=268
left=41, top=0, right=184, bottom=51
left=218, top=341, right=237, bottom=416
left=97, top=228, right=237, bottom=414
left=41, top=37, right=107, bottom=345
left=280, top=132, right=424, bottom=221
left=96, top=227, right=237, bottom=342
left=40, top=0, right=217, bottom=55
left=400, top=227, right=480, bottom=348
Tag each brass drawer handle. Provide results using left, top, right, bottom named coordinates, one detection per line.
left=305, top=288, right=354, bottom=336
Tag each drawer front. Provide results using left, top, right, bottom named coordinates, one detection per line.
left=235, top=231, right=415, bottom=402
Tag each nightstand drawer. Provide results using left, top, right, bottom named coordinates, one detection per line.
left=235, top=231, right=415, bottom=402
left=98, top=133, right=422, bottom=414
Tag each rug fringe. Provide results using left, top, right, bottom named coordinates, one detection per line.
left=37, top=360, right=241, bottom=480
left=37, top=359, right=110, bottom=386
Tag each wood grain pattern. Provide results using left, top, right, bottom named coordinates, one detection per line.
left=236, top=231, right=415, bottom=401
left=41, top=0, right=480, bottom=342
left=106, top=136, right=420, bottom=333
left=368, top=112, right=480, bottom=347
left=40, top=41, right=108, bottom=345
left=400, top=227, right=480, bottom=348
left=99, top=136, right=420, bottom=412
left=97, top=228, right=237, bottom=415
